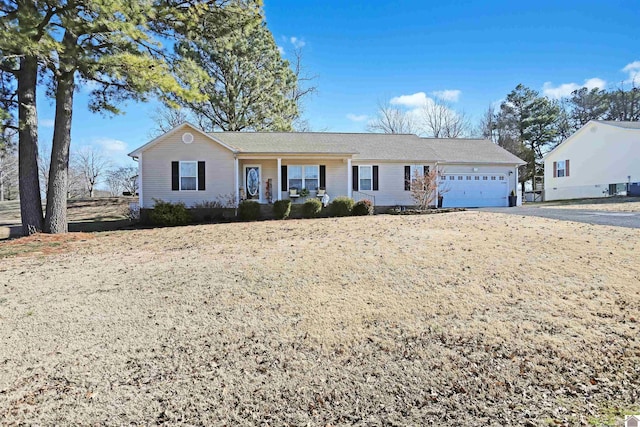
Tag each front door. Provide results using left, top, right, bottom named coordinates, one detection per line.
left=244, top=165, right=261, bottom=201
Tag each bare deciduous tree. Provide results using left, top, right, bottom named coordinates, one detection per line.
left=421, top=98, right=471, bottom=138
left=408, top=168, right=449, bottom=210
left=0, top=142, right=18, bottom=201
left=150, top=106, right=191, bottom=138
left=38, top=143, right=51, bottom=198
left=106, top=166, right=139, bottom=196
left=73, top=147, right=111, bottom=198
left=290, top=47, right=318, bottom=131
left=367, top=101, right=420, bottom=134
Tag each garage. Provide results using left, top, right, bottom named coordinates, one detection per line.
left=441, top=173, right=508, bottom=207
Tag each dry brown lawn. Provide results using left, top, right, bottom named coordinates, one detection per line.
left=539, top=197, right=640, bottom=212
left=0, top=212, right=639, bottom=426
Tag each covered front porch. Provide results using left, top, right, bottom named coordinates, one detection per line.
left=234, top=155, right=354, bottom=205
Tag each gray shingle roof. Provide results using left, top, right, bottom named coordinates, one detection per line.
left=425, top=138, right=526, bottom=164
left=211, top=132, right=524, bottom=164
left=210, top=132, right=362, bottom=155
left=595, top=120, right=640, bottom=129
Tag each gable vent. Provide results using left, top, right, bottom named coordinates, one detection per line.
left=182, top=132, right=194, bottom=144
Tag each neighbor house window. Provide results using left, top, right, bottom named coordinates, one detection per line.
left=557, top=160, right=566, bottom=177
left=180, top=161, right=197, bottom=191
left=288, top=165, right=318, bottom=190
left=359, top=165, right=372, bottom=191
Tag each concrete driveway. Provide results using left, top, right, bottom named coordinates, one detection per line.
left=480, top=206, right=640, bottom=229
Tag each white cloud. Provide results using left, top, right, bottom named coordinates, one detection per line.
left=432, top=89, right=461, bottom=102
left=82, top=138, right=130, bottom=167
left=40, top=119, right=55, bottom=128
left=622, top=61, right=640, bottom=85
left=94, top=137, right=128, bottom=154
left=346, top=113, right=369, bottom=122
left=390, top=92, right=429, bottom=108
left=290, top=36, right=305, bottom=48
left=277, top=45, right=285, bottom=55
left=542, top=77, right=606, bottom=99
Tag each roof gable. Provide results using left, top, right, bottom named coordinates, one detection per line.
left=544, top=120, right=640, bottom=160
left=128, top=122, right=237, bottom=158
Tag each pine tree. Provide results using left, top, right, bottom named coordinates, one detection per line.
left=498, top=84, right=560, bottom=191
left=172, top=18, right=298, bottom=131
left=0, top=0, right=261, bottom=233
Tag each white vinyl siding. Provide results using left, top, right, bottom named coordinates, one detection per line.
left=544, top=122, right=640, bottom=201
left=141, top=130, right=235, bottom=208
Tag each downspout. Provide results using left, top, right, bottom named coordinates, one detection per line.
left=234, top=154, right=239, bottom=211
left=435, top=161, right=439, bottom=205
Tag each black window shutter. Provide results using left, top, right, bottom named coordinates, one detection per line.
left=373, top=165, right=379, bottom=191
left=198, top=161, right=205, bottom=190
left=171, top=161, right=179, bottom=191
left=352, top=165, right=358, bottom=191
left=404, top=166, right=410, bottom=191
left=319, top=165, right=326, bottom=188
left=424, top=165, right=430, bottom=175
left=281, top=165, right=288, bottom=191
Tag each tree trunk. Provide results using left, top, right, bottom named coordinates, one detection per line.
left=0, top=165, right=4, bottom=202
left=45, top=31, right=77, bottom=234
left=44, top=68, right=75, bottom=233
left=17, top=55, right=44, bottom=235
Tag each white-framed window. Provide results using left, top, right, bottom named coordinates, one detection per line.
left=288, top=165, right=319, bottom=190
left=557, top=160, right=566, bottom=177
left=180, top=161, right=197, bottom=191
left=410, top=165, right=423, bottom=178
left=359, top=165, right=373, bottom=191
left=304, top=165, right=319, bottom=190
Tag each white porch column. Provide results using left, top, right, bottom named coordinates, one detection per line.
left=347, top=158, right=353, bottom=198
left=234, top=156, right=239, bottom=205
left=276, top=158, right=282, bottom=201
left=515, top=166, right=521, bottom=205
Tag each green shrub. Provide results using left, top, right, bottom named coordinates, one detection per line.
left=330, top=196, right=354, bottom=217
left=273, top=199, right=292, bottom=219
left=238, top=200, right=261, bottom=221
left=302, top=198, right=322, bottom=218
left=149, top=199, right=191, bottom=226
left=352, top=199, right=374, bottom=216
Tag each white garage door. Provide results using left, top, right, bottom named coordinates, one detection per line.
left=441, top=173, right=508, bottom=207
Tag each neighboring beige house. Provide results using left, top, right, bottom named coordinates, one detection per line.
left=544, top=120, right=640, bottom=201
left=128, top=122, right=525, bottom=210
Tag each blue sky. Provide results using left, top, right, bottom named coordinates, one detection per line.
left=36, top=0, right=639, bottom=167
